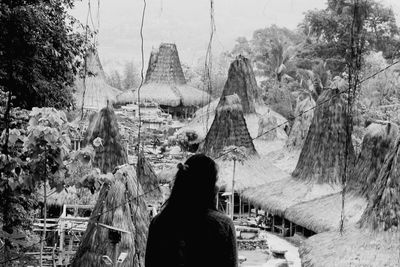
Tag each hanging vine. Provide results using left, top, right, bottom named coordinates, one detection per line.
left=204, top=0, right=216, bottom=133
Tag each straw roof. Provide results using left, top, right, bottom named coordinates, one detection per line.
left=87, top=106, right=128, bottom=174
left=119, top=43, right=209, bottom=107
left=47, top=186, right=98, bottom=207
left=300, top=227, right=400, bottom=267
left=216, top=155, right=290, bottom=192
left=285, top=192, right=367, bottom=233
left=292, top=88, right=356, bottom=184
left=136, top=151, right=162, bottom=205
left=299, top=124, right=400, bottom=267
left=348, top=122, right=398, bottom=198
left=359, top=132, right=400, bottom=231
left=75, top=50, right=122, bottom=111
left=285, top=123, right=397, bottom=233
left=286, top=95, right=315, bottom=151
left=242, top=178, right=341, bottom=217
left=72, top=165, right=149, bottom=267
left=200, top=94, right=257, bottom=158
left=218, top=55, right=258, bottom=114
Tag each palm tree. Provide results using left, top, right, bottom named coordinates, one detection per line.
left=266, top=38, right=296, bottom=82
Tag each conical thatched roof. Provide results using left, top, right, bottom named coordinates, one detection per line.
left=120, top=43, right=209, bottom=107
left=299, top=123, right=400, bottom=267
left=136, top=151, right=162, bottom=205
left=75, top=50, right=122, bottom=110
left=72, top=165, right=149, bottom=267
left=348, top=122, right=398, bottom=198
left=286, top=95, right=315, bottom=150
left=359, top=132, right=400, bottom=231
left=200, top=94, right=257, bottom=158
left=87, top=106, right=127, bottom=174
left=218, top=55, right=258, bottom=114
left=292, top=88, right=356, bottom=184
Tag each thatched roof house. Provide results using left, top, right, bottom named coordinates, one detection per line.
left=242, top=88, right=356, bottom=219
left=136, top=151, right=163, bottom=205
left=75, top=50, right=122, bottom=111
left=300, top=130, right=400, bottom=266
left=200, top=94, right=257, bottom=158
left=72, top=165, right=149, bottom=267
left=286, top=95, right=315, bottom=150
left=199, top=94, right=289, bottom=191
left=178, top=55, right=287, bottom=145
left=87, top=106, right=127, bottom=174
left=284, top=122, right=398, bottom=233
left=292, top=88, right=356, bottom=184
left=118, top=43, right=209, bottom=115
left=218, top=55, right=258, bottom=114
left=242, top=178, right=341, bottom=217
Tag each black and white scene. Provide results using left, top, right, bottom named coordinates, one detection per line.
left=1, top=0, right=400, bottom=266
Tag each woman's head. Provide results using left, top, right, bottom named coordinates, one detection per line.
left=164, top=154, right=218, bottom=214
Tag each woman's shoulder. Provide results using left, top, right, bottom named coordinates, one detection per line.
left=205, top=209, right=234, bottom=227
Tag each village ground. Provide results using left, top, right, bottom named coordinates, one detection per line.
left=239, top=232, right=301, bottom=267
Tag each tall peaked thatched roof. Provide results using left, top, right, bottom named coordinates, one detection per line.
left=145, top=43, right=186, bottom=84
left=292, top=88, right=356, bottom=184
left=299, top=123, right=400, bottom=267
left=120, top=43, right=209, bottom=107
left=200, top=94, right=257, bottom=158
left=218, top=55, right=258, bottom=114
left=137, top=151, right=162, bottom=205
left=87, top=106, right=127, bottom=174
left=286, top=95, right=315, bottom=150
left=359, top=132, right=400, bottom=231
left=348, top=122, right=398, bottom=198
left=72, top=165, right=149, bottom=267
left=75, top=49, right=122, bottom=110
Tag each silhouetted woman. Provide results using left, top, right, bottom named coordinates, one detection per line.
left=145, top=154, right=238, bottom=267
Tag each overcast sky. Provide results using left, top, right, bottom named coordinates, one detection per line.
left=70, top=0, right=400, bottom=72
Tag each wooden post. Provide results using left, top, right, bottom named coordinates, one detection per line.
left=272, top=215, right=275, bottom=232
left=231, top=159, right=236, bottom=220
left=216, top=192, right=219, bottom=210
left=247, top=201, right=251, bottom=217
left=282, top=217, right=285, bottom=236
left=239, top=195, right=242, bottom=219
left=290, top=221, right=293, bottom=236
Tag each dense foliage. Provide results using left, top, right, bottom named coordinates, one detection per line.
left=0, top=0, right=87, bottom=109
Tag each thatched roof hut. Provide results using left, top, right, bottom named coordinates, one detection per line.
left=242, top=178, right=341, bottom=217
left=87, top=106, right=127, bottom=174
left=348, top=122, right=398, bottom=198
left=136, top=151, right=163, bottom=205
left=299, top=124, right=400, bottom=266
left=286, top=95, right=315, bottom=150
left=75, top=50, right=122, bottom=111
left=118, top=43, right=209, bottom=108
left=284, top=122, right=398, bottom=233
left=72, top=165, right=149, bottom=267
left=292, top=88, right=356, bottom=184
left=217, top=157, right=289, bottom=192
left=218, top=55, right=258, bottom=114
left=200, top=94, right=257, bottom=158
left=177, top=99, right=288, bottom=145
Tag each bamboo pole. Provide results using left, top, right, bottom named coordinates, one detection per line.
left=231, top=159, right=236, bottom=220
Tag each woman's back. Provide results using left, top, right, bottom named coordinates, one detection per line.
left=145, top=208, right=238, bottom=267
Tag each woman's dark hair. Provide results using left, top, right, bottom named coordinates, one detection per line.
left=162, top=154, right=218, bottom=216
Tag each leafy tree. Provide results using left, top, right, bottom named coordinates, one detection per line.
left=299, top=0, right=400, bottom=74
left=0, top=0, right=87, bottom=110
left=231, top=37, right=253, bottom=59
